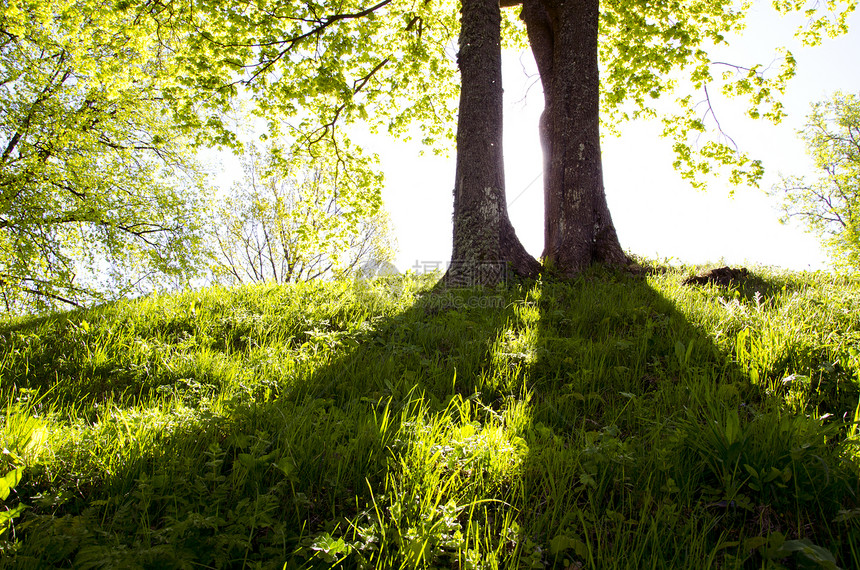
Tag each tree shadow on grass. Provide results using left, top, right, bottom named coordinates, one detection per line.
left=2, top=267, right=859, bottom=568
left=521, top=264, right=860, bottom=569
left=1, top=276, right=537, bottom=568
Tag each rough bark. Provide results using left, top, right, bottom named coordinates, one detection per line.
left=521, top=0, right=628, bottom=276
left=446, top=0, right=541, bottom=287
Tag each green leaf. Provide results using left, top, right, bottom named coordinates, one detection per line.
left=743, top=464, right=759, bottom=480
left=0, top=468, right=24, bottom=502
left=0, top=504, right=26, bottom=536
left=549, top=534, right=587, bottom=558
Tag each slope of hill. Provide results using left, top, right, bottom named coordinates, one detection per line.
left=1, top=264, right=859, bottom=568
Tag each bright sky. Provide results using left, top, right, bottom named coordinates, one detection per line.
left=376, top=6, right=860, bottom=274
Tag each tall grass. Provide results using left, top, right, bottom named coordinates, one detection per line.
left=0, top=264, right=858, bottom=568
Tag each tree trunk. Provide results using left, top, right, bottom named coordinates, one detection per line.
left=447, top=0, right=541, bottom=287
left=521, top=0, right=627, bottom=276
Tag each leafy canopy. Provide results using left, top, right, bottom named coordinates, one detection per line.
left=152, top=0, right=854, bottom=188
left=150, top=0, right=462, bottom=150
left=597, top=0, right=855, bottom=187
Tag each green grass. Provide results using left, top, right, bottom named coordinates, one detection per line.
left=1, top=263, right=859, bottom=568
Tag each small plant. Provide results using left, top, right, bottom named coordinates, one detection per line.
left=740, top=531, right=841, bottom=569
left=680, top=401, right=851, bottom=513
left=0, top=466, right=26, bottom=541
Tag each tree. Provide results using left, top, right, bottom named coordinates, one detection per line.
left=512, top=0, right=856, bottom=275
left=519, top=0, right=627, bottom=274
left=0, top=0, right=206, bottom=311
left=209, top=140, right=396, bottom=284
left=142, top=0, right=854, bottom=281
left=773, top=91, right=860, bottom=269
left=447, top=0, right=541, bottom=286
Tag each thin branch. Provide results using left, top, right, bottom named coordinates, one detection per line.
left=699, top=83, right=740, bottom=151
left=303, top=56, right=390, bottom=148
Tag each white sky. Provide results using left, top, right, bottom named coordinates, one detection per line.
left=376, top=6, right=860, bottom=273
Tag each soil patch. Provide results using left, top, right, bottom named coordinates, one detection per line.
left=682, top=266, right=750, bottom=288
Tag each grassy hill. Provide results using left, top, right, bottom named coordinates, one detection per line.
left=1, top=263, right=859, bottom=568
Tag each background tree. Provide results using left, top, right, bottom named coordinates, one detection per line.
left=208, top=140, right=396, bottom=285
left=0, top=0, right=206, bottom=311
left=773, top=91, right=860, bottom=269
